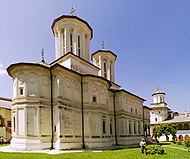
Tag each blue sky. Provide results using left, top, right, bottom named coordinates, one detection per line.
left=0, top=0, right=190, bottom=113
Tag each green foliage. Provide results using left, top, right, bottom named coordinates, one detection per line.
left=155, top=124, right=177, bottom=140
left=1, top=143, right=190, bottom=159
left=184, top=141, right=190, bottom=147
left=176, top=141, right=182, bottom=145
left=146, top=145, right=165, bottom=155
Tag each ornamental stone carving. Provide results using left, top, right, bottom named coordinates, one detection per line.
left=42, top=77, right=50, bottom=86
left=65, top=79, right=71, bottom=88
left=29, top=76, right=36, bottom=84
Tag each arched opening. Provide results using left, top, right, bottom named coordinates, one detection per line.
left=184, top=123, right=189, bottom=130
left=178, top=124, right=183, bottom=130
left=172, top=135, right=177, bottom=142
left=179, top=135, right=183, bottom=141
left=185, top=135, right=190, bottom=142
left=0, top=115, right=4, bottom=127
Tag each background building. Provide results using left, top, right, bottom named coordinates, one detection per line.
left=0, top=97, right=12, bottom=142
left=150, top=89, right=190, bottom=142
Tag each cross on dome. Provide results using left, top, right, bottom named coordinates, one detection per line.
left=41, top=48, right=45, bottom=63
left=70, top=6, right=76, bottom=16
left=100, top=40, right=106, bottom=50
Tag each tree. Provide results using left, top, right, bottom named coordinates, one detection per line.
left=155, top=124, right=177, bottom=142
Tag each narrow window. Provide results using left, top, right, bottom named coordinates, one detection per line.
left=131, top=108, right=133, bottom=113
left=13, top=116, right=16, bottom=132
left=129, top=122, right=131, bottom=134
left=19, top=87, right=24, bottom=95
left=134, top=122, right=136, bottom=134
left=110, top=122, right=112, bottom=134
left=104, top=62, right=107, bottom=78
left=92, top=96, right=97, bottom=103
left=78, top=35, right=81, bottom=57
left=7, top=121, right=11, bottom=127
left=138, top=122, right=141, bottom=134
left=0, top=117, right=2, bottom=127
left=135, top=109, right=137, bottom=114
left=70, top=32, right=73, bottom=52
left=155, top=118, right=157, bottom=122
left=63, top=30, right=65, bottom=54
left=103, top=120, right=106, bottom=134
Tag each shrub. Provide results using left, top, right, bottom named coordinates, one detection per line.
left=172, top=140, right=176, bottom=144
left=177, top=141, right=182, bottom=145
left=184, top=141, right=190, bottom=147
left=146, top=145, right=164, bottom=155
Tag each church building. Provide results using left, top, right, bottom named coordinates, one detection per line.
left=7, top=14, right=148, bottom=150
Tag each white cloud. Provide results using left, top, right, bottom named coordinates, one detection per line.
left=0, top=63, right=7, bottom=76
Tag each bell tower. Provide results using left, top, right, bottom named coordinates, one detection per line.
left=91, top=49, right=117, bottom=82
left=150, top=88, right=169, bottom=124
left=51, top=15, right=93, bottom=62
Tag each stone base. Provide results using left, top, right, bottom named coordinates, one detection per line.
left=10, top=137, right=51, bottom=151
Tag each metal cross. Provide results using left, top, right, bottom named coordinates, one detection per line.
left=101, top=40, right=106, bottom=50
left=70, top=6, right=76, bottom=16
left=41, top=48, right=45, bottom=63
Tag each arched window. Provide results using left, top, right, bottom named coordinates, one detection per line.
left=0, top=115, right=4, bottom=127
left=62, top=29, right=65, bottom=54
left=103, top=62, right=107, bottom=78
left=129, top=122, right=131, bottom=134
left=69, top=29, right=73, bottom=52
left=102, top=120, right=106, bottom=134
left=138, top=122, right=141, bottom=134
left=184, top=123, right=189, bottom=130
left=134, top=122, right=136, bottom=134
left=144, top=124, right=147, bottom=136
left=110, top=120, right=113, bottom=135
left=78, top=35, right=81, bottom=57
left=179, top=135, right=183, bottom=141
left=178, top=124, right=183, bottom=130
left=185, top=135, right=190, bottom=142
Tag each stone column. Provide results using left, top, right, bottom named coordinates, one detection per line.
left=15, top=108, right=18, bottom=136
left=55, top=32, right=59, bottom=59
left=55, top=106, right=61, bottom=150
left=111, top=61, right=115, bottom=82
left=86, top=36, right=90, bottom=61
left=107, top=58, right=110, bottom=81
left=73, top=29, right=77, bottom=55
left=24, top=107, right=27, bottom=136
left=58, top=31, right=62, bottom=57
left=81, top=32, right=85, bottom=59
left=85, top=34, right=88, bottom=61
left=37, top=107, right=40, bottom=136
left=65, top=28, right=70, bottom=54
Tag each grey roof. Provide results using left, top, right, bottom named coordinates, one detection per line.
left=0, top=97, right=12, bottom=109
left=176, top=130, right=190, bottom=135
left=162, top=114, right=190, bottom=124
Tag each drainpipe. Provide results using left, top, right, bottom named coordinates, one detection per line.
left=50, top=69, right=54, bottom=149
left=81, top=76, right=85, bottom=149
left=113, top=92, right=118, bottom=146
